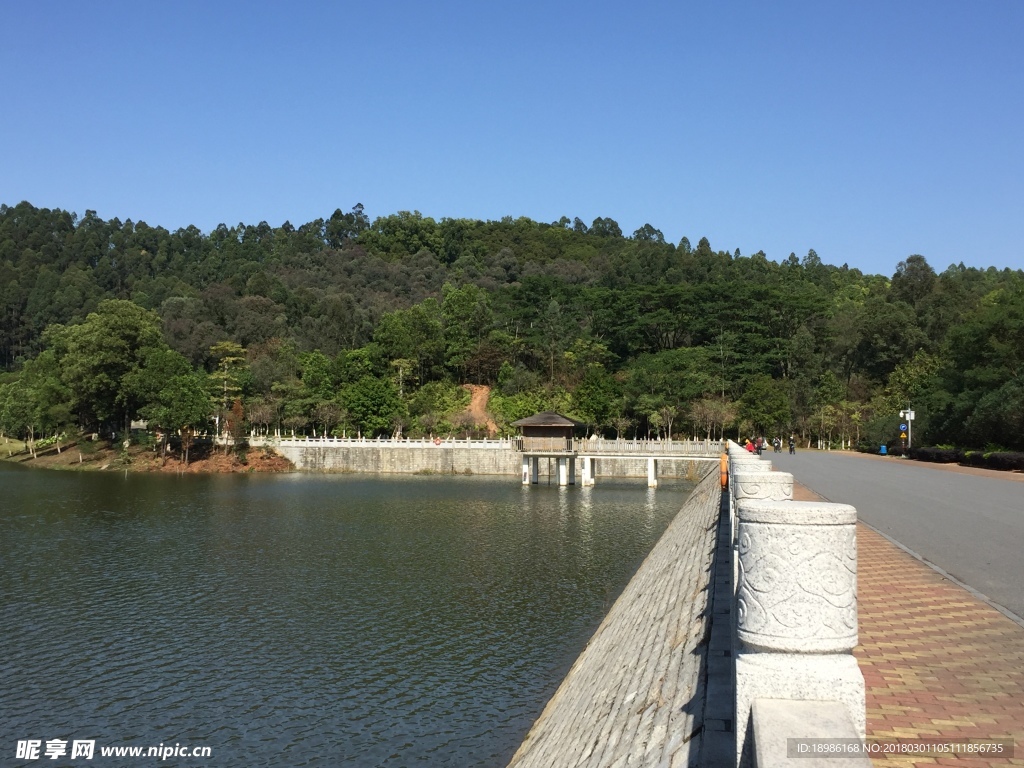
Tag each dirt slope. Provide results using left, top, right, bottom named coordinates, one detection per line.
left=461, top=384, right=498, bottom=436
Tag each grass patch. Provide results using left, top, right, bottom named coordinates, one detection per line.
left=1, top=436, right=28, bottom=456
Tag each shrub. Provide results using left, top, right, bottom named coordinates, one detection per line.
left=857, top=441, right=894, bottom=455
left=959, top=450, right=1024, bottom=471
left=984, top=452, right=1024, bottom=471
left=961, top=451, right=986, bottom=467
left=909, top=446, right=963, bottom=463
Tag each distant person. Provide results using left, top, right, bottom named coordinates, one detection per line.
left=745, top=439, right=755, bottom=453
left=788, top=436, right=795, bottom=454
left=773, top=437, right=781, bottom=453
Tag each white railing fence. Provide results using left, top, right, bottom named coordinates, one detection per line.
left=244, top=434, right=724, bottom=456
left=246, top=435, right=514, bottom=449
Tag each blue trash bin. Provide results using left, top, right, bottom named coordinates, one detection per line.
left=879, top=444, right=888, bottom=456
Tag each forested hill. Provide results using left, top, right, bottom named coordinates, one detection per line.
left=1, top=200, right=1022, bottom=452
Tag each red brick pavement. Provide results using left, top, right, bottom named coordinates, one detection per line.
left=795, top=483, right=1024, bottom=767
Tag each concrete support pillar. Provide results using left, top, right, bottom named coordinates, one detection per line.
left=531, top=456, right=539, bottom=484
left=568, top=457, right=576, bottom=485
left=733, top=499, right=865, bottom=767
left=522, top=456, right=531, bottom=485
left=557, top=457, right=568, bottom=486
left=647, top=457, right=657, bottom=488
left=581, top=456, right=593, bottom=486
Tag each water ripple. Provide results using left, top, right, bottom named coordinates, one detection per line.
left=1, top=467, right=690, bottom=767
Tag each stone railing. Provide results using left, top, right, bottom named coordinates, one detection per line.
left=574, top=438, right=723, bottom=456
left=513, top=436, right=574, bottom=453
left=725, top=441, right=868, bottom=768
left=510, top=436, right=725, bottom=455
left=247, top=435, right=513, bottom=449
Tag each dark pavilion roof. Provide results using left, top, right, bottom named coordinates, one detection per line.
left=510, top=412, right=584, bottom=428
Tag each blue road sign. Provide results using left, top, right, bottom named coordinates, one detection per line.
left=899, top=423, right=908, bottom=431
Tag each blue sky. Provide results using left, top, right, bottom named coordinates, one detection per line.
left=2, top=1, right=1021, bottom=277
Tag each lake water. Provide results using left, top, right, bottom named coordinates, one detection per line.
left=0, top=464, right=692, bottom=767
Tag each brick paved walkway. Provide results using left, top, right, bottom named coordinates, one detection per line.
left=796, top=484, right=1024, bottom=767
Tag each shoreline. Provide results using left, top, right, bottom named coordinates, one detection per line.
left=11, top=439, right=1021, bottom=482
left=1, top=440, right=294, bottom=474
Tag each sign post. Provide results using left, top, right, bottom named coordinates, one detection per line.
left=898, top=409, right=915, bottom=450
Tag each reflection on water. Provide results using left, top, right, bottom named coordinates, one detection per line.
left=0, top=464, right=691, bottom=767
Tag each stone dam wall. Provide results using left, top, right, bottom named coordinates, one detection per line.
left=270, top=442, right=704, bottom=480
left=506, top=466, right=722, bottom=767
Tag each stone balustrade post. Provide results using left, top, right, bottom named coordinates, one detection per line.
left=729, top=466, right=772, bottom=496
left=731, top=471, right=793, bottom=502
left=727, top=468, right=793, bottom=655
left=733, top=498, right=866, bottom=767
left=725, top=458, right=783, bottom=557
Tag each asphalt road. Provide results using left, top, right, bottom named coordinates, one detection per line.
left=767, top=450, right=1024, bottom=621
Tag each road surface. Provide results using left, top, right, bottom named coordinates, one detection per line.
left=767, top=450, right=1024, bottom=621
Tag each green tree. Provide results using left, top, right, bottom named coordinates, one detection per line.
left=374, top=298, right=445, bottom=383
left=324, top=203, right=369, bottom=247
left=210, top=340, right=248, bottom=446
left=335, top=344, right=386, bottom=384
left=739, top=374, right=791, bottom=435
left=210, top=341, right=247, bottom=409
left=141, top=371, right=212, bottom=465
left=624, top=347, right=714, bottom=417
left=935, top=279, right=1024, bottom=448
left=883, top=350, right=941, bottom=413
left=539, top=299, right=572, bottom=385
left=46, top=300, right=166, bottom=432
left=407, top=380, right=469, bottom=436
left=342, top=376, right=404, bottom=437
left=632, top=223, right=665, bottom=243
left=689, top=397, right=737, bottom=440
left=299, top=350, right=336, bottom=402
left=123, top=347, right=193, bottom=415
left=441, top=283, right=492, bottom=380
left=890, top=255, right=937, bottom=309
left=572, top=366, right=620, bottom=434
left=590, top=217, right=622, bottom=238
left=809, top=371, right=846, bottom=446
